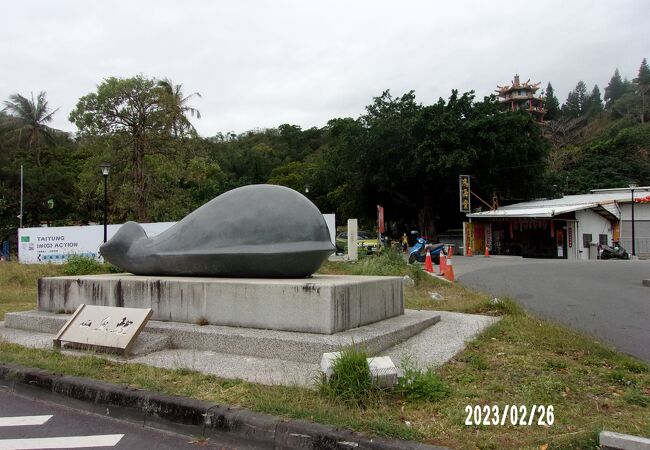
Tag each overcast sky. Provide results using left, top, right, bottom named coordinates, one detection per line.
left=2, top=0, right=648, bottom=137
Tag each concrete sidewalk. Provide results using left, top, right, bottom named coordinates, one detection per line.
left=0, top=310, right=499, bottom=387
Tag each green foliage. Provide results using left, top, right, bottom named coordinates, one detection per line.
left=544, top=82, right=561, bottom=120
left=555, top=121, right=650, bottom=191
left=319, top=345, right=374, bottom=406
left=347, top=248, right=423, bottom=284
left=622, top=359, right=648, bottom=374
left=623, top=388, right=649, bottom=407
left=63, top=255, right=117, bottom=275
left=394, top=358, right=450, bottom=401
left=3, top=61, right=649, bottom=248
left=69, top=75, right=203, bottom=222
left=2, top=91, right=58, bottom=167
left=605, top=68, right=627, bottom=108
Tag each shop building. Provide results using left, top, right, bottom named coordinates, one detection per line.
left=464, top=187, right=650, bottom=259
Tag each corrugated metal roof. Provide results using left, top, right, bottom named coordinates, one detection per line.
left=466, top=188, right=649, bottom=220
left=467, top=204, right=600, bottom=218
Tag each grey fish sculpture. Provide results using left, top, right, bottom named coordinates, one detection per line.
left=100, top=184, right=335, bottom=277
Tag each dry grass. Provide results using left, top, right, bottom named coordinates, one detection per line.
left=0, top=257, right=648, bottom=449
left=0, top=262, right=64, bottom=320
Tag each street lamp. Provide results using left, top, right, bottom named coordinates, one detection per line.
left=630, top=183, right=637, bottom=257
left=99, top=163, right=111, bottom=243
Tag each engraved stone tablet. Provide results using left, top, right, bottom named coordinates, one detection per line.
left=53, top=304, right=152, bottom=356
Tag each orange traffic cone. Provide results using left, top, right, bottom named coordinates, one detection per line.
left=467, top=245, right=473, bottom=257
left=444, top=256, right=455, bottom=282
left=439, top=252, right=447, bottom=276
left=424, top=250, right=434, bottom=273
left=448, top=245, right=454, bottom=258
left=484, top=246, right=490, bottom=257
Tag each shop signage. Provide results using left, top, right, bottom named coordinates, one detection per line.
left=459, top=175, right=471, bottom=212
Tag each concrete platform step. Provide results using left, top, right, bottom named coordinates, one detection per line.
left=0, top=325, right=170, bottom=357
left=4, top=309, right=440, bottom=363
left=63, top=331, right=171, bottom=356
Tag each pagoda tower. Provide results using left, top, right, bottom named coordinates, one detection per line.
left=496, top=74, right=547, bottom=123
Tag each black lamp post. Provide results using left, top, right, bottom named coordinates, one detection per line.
left=100, top=163, right=111, bottom=243
left=630, top=183, right=637, bottom=257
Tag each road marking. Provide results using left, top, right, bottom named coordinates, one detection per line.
left=0, top=434, right=124, bottom=449
left=0, top=416, right=52, bottom=427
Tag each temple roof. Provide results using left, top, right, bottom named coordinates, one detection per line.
left=496, top=74, right=541, bottom=94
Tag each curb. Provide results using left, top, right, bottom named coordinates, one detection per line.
left=0, top=363, right=448, bottom=450
left=600, top=430, right=650, bottom=449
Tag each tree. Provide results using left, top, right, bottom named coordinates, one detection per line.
left=157, top=78, right=202, bottom=137
left=585, top=84, right=604, bottom=117
left=604, top=69, right=626, bottom=109
left=2, top=92, right=59, bottom=166
left=544, top=83, right=560, bottom=120
left=323, top=90, right=549, bottom=237
left=634, top=58, right=650, bottom=123
left=553, top=121, right=650, bottom=192
left=70, top=76, right=168, bottom=221
left=562, top=81, right=588, bottom=118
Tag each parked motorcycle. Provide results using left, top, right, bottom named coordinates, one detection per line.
left=600, top=243, right=630, bottom=260
left=408, top=237, right=446, bottom=265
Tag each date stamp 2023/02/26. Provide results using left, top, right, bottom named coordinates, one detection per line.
left=465, top=405, right=554, bottom=426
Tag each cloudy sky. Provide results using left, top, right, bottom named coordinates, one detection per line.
left=2, top=0, right=648, bottom=137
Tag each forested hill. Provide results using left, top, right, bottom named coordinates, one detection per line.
left=1, top=59, right=648, bottom=242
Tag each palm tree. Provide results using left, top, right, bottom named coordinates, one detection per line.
left=157, top=78, right=201, bottom=137
left=2, top=91, right=59, bottom=166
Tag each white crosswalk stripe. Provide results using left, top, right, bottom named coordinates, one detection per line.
left=0, top=434, right=124, bottom=449
left=0, top=416, right=52, bottom=427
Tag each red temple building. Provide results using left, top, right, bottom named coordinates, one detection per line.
left=496, top=74, right=547, bottom=123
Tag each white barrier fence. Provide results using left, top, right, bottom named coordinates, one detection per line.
left=18, top=222, right=175, bottom=264
left=18, top=214, right=336, bottom=264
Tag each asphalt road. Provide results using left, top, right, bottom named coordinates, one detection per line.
left=0, top=389, right=251, bottom=450
left=455, top=257, right=650, bottom=362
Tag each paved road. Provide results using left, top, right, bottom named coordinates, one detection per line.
left=0, top=389, right=250, bottom=449
left=455, top=256, right=650, bottom=362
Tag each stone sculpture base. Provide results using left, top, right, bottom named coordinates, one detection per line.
left=38, top=274, right=403, bottom=334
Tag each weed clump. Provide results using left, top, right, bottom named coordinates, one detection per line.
left=394, top=358, right=450, bottom=402
left=64, top=255, right=119, bottom=276
left=319, top=345, right=374, bottom=406
left=350, top=248, right=423, bottom=284
left=623, top=388, right=649, bottom=407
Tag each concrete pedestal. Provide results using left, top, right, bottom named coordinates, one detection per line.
left=38, top=274, right=403, bottom=334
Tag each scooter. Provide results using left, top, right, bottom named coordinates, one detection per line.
left=600, top=243, right=630, bottom=260
left=408, top=238, right=446, bottom=265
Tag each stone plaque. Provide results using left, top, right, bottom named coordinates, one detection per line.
left=53, top=304, right=152, bottom=356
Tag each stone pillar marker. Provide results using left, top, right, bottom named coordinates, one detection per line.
left=348, top=219, right=358, bottom=261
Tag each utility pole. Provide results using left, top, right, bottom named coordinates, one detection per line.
left=19, top=165, right=23, bottom=228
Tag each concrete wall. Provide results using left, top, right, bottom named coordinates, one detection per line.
left=38, top=274, right=404, bottom=334
left=618, top=203, right=650, bottom=255
left=575, top=210, right=613, bottom=260
left=619, top=202, right=650, bottom=221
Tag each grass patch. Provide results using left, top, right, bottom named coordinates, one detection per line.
left=1, top=258, right=649, bottom=448
left=319, top=345, right=375, bottom=407
left=395, top=357, right=451, bottom=402
left=0, top=262, right=65, bottom=320
left=63, top=255, right=119, bottom=276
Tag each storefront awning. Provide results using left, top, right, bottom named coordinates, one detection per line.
left=467, top=202, right=618, bottom=220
